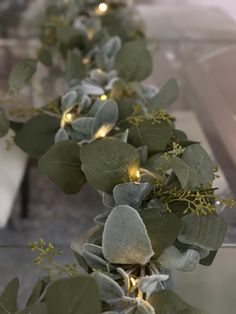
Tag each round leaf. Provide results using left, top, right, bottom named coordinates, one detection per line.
left=38, top=140, right=85, bottom=194
left=45, top=276, right=101, bottom=314
left=115, top=40, right=152, bottom=82
left=113, top=182, right=152, bottom=209
left=149, top=290, right=203, bottom=314
left=14, top=114, right=60, bottom=159
left=90, top=272, right=124, bottom=304
left=80, top=138, right=140, bottom=192
left=102, top=205, right=154, bottom=265
left=9, top=59, right=37, bottom=93
left=178, top=213, right=227, bottom=251
left=92, top=99, right=118, bottom=136
left=128, top=120, right=172, bottom=154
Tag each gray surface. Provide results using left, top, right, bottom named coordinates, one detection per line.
left=0, top=166, right=104, bottom=305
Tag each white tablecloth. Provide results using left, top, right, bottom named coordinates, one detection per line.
left=0, top=130, right=27, bottom=228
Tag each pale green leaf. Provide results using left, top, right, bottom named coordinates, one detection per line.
left=157, top=246, right=200, bottom=271
left=102, top=205, right=154, bottom=265
left=92, top=99, right=118, bottom=136
left=113, top=182, right=152, bottom=209
left=61, top=90, right=77, bottom=112
left=90, top=272, right=124, bottom=304
left=54, top=128, right=69, bottom=143
left=9, top=59, right=37, bottom=93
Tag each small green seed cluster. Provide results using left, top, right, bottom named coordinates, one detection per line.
left=28, top=239, right=78, bottom=278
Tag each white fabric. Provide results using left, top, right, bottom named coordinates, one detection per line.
left=0, top=130, right=27, bottom=228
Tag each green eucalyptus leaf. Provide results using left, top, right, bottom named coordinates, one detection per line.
left=71, top=117, right=94, bottom=140
left=102, top=193, right=115, bottom=209
left=200, top=250, right=218, bottom=266
left=38, top=140, right=85, bottom=194
left=173, top=129, right=188, bottom=141
left=128, top=120, right=173, bottom=154
left=137, top=145, right=148, bottom=164
left=148, top=290, right=204, bottom=314
left=14, top=114, right=60, bottom=159
left=61, top=90, right=77, bottom=112
left=102, top=36, right=121, bottom=61
left=128, top=81, right=146, bottom=101
left=90, top=272, right=124, bottom=304
left=83, top=244, right=109, bottom=271
left=92, top=99, right=118, bottom=136
left=26, top=277, right=49, bottom=307
left=66, top=50, right=86, bottom=81
left=113, top=182, right=152, bottom=209
left=71, top=225, right=103, bottom=271
left=148, top=79, right=179, bottom=111
left=54, top=128, right=69, bottom=143
left=139, top=274, right=169, bottom=294
left=0, top=277, right=19, bottom=314
left=178, top=213, right=227, bottom=251
left=145, top=153, right=172, bottom=174
left=0, top=108, right=9, bottom=138
left=38, top=48, right=52, bottom=67
left=94, top=210, right=111, bottom=225
left=17, top=303, right=47, bottom=314
left=57, top=26, right=86, bottom=48
left=117, top=98, right=138, bottom=128
left=115, top=40, right=152, bottom=82
left=45, top=276, right=101, bottom=314
left=136, top=302, right=155, bottom=314
left=172, top=144, right=214, bottom=190
left=78, top=82, right=104, bottom=96
left=102, top=205, right=154, bottom=265
left=9, top=59, right=37, bottom=93
left=157, top=246, right=200, bottom=271
left=80, top=138, right=140, bottom=193
left=140, top=208, right=183, bottom=257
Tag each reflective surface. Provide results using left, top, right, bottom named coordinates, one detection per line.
left=138, top=3, right=236, bottom=244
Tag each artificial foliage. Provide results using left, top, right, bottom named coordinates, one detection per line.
left=0, top=0, right=234, bottom=313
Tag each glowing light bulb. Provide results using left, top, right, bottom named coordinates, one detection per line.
left=100, top=94, right=108, bottom=101
left=128, top=166, right=141, bottom=182
left=94, top=125, right=111, bottom=139
left=130, top=277, right=137, bottom=287
left=82, top=58, right=90, bottom=65
left=65, top=113, right=73, bottom=122
left=98, top=2, right=108, bottom=12
left=95, top=2, right=109, bottom=15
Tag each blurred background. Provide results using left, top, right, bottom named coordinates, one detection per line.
left=1, top=1, right=236, bottom=313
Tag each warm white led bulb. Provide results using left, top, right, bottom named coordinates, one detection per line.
left=65, top=113, right=72, bottom=121
left=100, top=94, right=108, bottom=101
left=98, top=2, right=108, bottom=12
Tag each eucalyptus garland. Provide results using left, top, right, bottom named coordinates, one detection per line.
left=0, top=1, right=234, bottom=313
